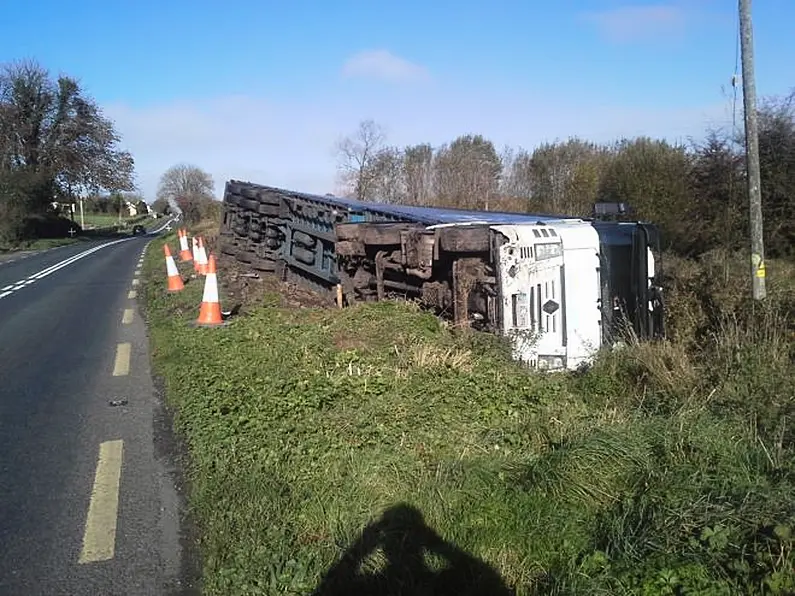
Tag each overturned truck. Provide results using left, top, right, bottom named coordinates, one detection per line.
left=219, top=180, right=665, bottom=370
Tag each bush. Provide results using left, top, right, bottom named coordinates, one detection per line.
left=25, top=213, right=82, bottom=238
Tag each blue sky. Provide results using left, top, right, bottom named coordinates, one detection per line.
left=1, top=0, right=793, bottom=200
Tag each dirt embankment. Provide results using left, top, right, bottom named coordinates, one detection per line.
left=215, top=252, right=332, bottom=313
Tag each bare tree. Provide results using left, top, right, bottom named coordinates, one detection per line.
left=335, top=119, right=386, bottom=201
left=157, top=163, right=214, bottom=203
left=501, top=147, right=533, bottom=203
left=367, top=146, right=405, bottom=203
left=156, top=163, right=215, bottom=224
left=402, top=143, right=435, bottom=205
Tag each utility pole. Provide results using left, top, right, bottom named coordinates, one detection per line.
left=739, top=0, right=766, bottom=300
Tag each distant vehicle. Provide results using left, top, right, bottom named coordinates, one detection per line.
left=132, top=224, right=146, bottom=236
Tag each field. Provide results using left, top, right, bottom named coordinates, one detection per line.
left=77, top=212, right=144, bottom=228
left=142, top=227, right=795, bottom=595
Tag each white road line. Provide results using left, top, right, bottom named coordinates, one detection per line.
left=0, top=238, right=132, bottom=302
left=150, top=219, right=176, bottom=235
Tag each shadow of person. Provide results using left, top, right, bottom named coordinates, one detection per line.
left=311, top=504, right=515, bottom=596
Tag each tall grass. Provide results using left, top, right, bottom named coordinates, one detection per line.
left=142, top=232, right=795, bottom=595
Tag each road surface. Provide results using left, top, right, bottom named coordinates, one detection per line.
left=0, top=224, right=195, bottom=595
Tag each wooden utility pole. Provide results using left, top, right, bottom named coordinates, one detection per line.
left=739, top=0, right=766, bottom=299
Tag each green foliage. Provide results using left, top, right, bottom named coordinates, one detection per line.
left=515, top=138, right=610, bottom=216
left=0, top=58, right=135, bottom=242
left=433, top=134, right=503, bottom=210
left=757, top=93, right=795, bottom=255
left=142, top=232, right=795, bottom=595
left=599, top=137, right=694, bottom=250
left=343, top=88, right=795, bottom=259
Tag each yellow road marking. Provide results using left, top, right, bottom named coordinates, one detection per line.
left=78, top=440, right=124, bottom=564
left=112, top=343, right=131, bottom=376
left=128, top=290, right=137, bottom=299
left=122, top=309, right=134, bottom=325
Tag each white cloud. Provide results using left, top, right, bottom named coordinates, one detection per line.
left=580, top=5, right=688, bottom=43
left=341, top=49, right=430, bottom=83
left=105, top=89, right=731, bottom=202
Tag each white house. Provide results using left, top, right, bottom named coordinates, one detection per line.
left=125, top=200, right=152, bottom=217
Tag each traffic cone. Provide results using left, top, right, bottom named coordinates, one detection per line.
left=197, top=237, right=209, bottom=275
left=178, top=228, right=193, bottom=262
left=196, top=254, right=224, bottom=326
left=192, top=237, right=201, bottom=273
left=163, top=244, right=184, bottom=292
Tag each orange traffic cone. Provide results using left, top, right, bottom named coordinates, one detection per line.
left=164, top=244, right=184, bottom=292
left=178, top=228, right=193, bottom=262
left=192, top=237, right=201, bottom=273
left=196, top=254, right=224, bottom=326
left=196, top=237, right=209, bottom=275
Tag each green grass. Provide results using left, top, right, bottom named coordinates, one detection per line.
left=78, top=212, right=140, bottom=228
left=142, top=232, right=795, bottom=595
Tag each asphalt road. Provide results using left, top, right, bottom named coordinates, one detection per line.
left=0, top=222, right=193, bottom=595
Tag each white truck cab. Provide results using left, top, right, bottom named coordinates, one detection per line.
left=493, top=221, right=601, bottom=371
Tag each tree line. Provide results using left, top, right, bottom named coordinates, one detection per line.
left=335, top=91, right=795, bottom=259
left=0, top=59, right=136, bottom=241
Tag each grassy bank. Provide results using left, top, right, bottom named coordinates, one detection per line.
left=0, top=236, right=80, bottom=253
left=142, top=232, right=795, bottom=595
left=0, top=213, right=150, bottom=253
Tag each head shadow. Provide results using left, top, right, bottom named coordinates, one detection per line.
left=311, top=503, right=515, bottom=596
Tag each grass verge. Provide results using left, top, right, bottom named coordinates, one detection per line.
left=0, top=236, right=81, bottom=253
left=0, top=214, right=151, bottom=253
left=142, top=232, right=795, bottom=595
